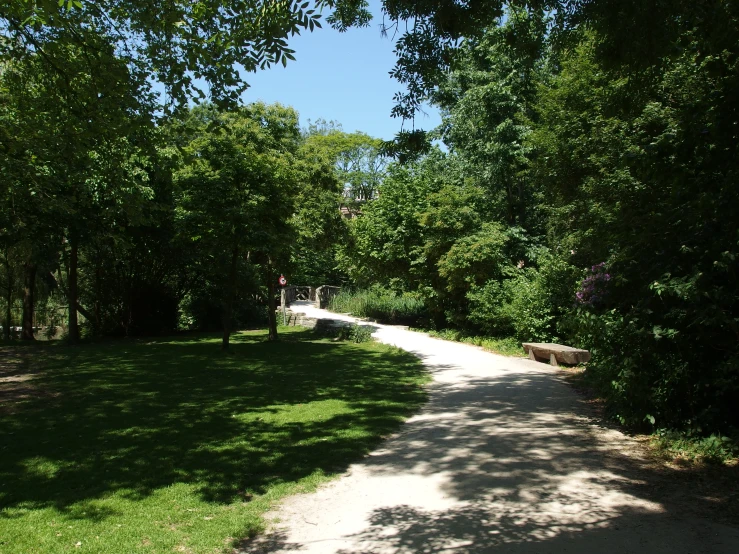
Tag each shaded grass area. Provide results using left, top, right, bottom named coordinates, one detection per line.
left=0, top=328, right=428, bottom=553
left=424, top=329, right=525, bottom=358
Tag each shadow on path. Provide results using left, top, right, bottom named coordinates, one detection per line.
left=241, top=306, right=739, bottom=554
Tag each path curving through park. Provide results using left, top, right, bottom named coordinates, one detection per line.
left=241, top=302, right=739, bottom=554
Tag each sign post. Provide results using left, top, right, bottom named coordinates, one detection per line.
left=279, top=275, right=287, bottom=326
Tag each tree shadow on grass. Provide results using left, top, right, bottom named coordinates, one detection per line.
left=0, top=328, right=427, bottom=520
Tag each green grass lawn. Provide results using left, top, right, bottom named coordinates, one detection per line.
left=0, top=327, right=428, bottom=554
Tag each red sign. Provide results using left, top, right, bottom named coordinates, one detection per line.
left=278, top=275, right=287, bottom=286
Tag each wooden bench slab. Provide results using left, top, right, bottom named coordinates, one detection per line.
left=522, top=343, right=591, bottom=366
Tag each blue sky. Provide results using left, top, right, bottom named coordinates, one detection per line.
left=240, top=0, right=441, bottom=140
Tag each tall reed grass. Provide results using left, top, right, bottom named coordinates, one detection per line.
left=328, top=289, right=426, bottom=325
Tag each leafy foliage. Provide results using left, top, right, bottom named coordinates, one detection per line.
left=303, top=120, right=387, bottom=203
left=173, top=102, right=335, bottom=346
left=651, top=430, right=739, bottom=465
left=2, top=0, right=357, bottom=109
left=333, top=323, right=374, bottom=343
left=3, top=0, right=738, bottom=452
left=337, top=2, right=739, bottom=438
left=530, top=19, right=739, bottom=431
left=328, top=288, right=426, bottom=326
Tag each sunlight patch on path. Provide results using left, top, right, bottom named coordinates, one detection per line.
left=240, top=301, right=739, bottom=554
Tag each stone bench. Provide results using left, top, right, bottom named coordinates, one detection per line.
left=522, top=343, right=591, bottom=367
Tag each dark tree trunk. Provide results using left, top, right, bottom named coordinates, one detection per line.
left=4, top=256, right=12, bottom=341
left=94, top=262, right=102, bottom=336
left=517, top=181, right=525, bottom=225
left=68, top=234, right=79, bottom=344
left=505, top=182, right=514, bottom=225
left=21, top=262, right=37, bottom=340
left=222, top=244, right=239, bottom=351
left=433, top=310, right=446, bottom=331
left=266, top=258, right=278, bottom=341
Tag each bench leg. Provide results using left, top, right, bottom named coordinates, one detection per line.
left=549, top=353, right=559, bottom=367
left=528, top=349, right=536, bottom=361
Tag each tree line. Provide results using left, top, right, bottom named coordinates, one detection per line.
left=0, top=78, right=383, bottom=347
left=336, top=2, right=739, bottom=436
left=0, top=1, right=385, bottom=348
left=2, top=0, right=738, bottom=436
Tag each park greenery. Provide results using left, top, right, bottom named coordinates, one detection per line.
left=328, top=287, right=426, bottom=326
left=0, top=328, right=428, bottom=553
left=329, top=2, right=739, bottom=443
left=1, top=2, right=738, bottom=545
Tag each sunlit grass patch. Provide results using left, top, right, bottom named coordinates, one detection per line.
left=425, top=329, right=525, bottom=357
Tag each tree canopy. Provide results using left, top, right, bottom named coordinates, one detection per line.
left=2, top=0, right=737, bottom=445
left=335, top=2, right=739, bottom=436
left=175, top=102, right=306, bottom=346
left=2, top=0, right=371, bottom=108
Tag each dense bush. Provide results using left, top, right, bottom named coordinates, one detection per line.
left=334, top=323, right=374, bottom=343
left=467, top=272, right=554, bottom=341
left=531, top=26, right=739, bottom=432
left=568, top=303, right=739, bottom=432
left=467, top=253, right=581, bottom=342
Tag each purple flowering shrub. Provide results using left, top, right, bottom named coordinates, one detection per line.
left=575, top=262, right=611, bottom=306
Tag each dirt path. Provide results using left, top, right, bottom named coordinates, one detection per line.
left=240, top=302, right=739, bottom=554
left=0, top=346, right=57, bottom=412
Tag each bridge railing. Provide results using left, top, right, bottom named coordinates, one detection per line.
left=315, top=286, right=342, bottom=309
left=280, top=285, right=341, bottom=309
left=281, top=286, right=314, bottom=306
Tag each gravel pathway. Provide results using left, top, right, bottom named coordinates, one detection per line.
left=240, top=302, right=739, bottom=554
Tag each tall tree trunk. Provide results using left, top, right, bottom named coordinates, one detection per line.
left=4, top=255, right=12, bottom=341
left=505, top=181, right=514, bottom=225
left=222, top=244, right=239, bottom=351
left=266, top=257, right=278, bottom=341
left=68, top=234, right=79, bottom=344
left=517, top=181, right=525, bottom=225
left=94, top=261, right=102, bottom=336
left=21, top=262, right=37, bottom=340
